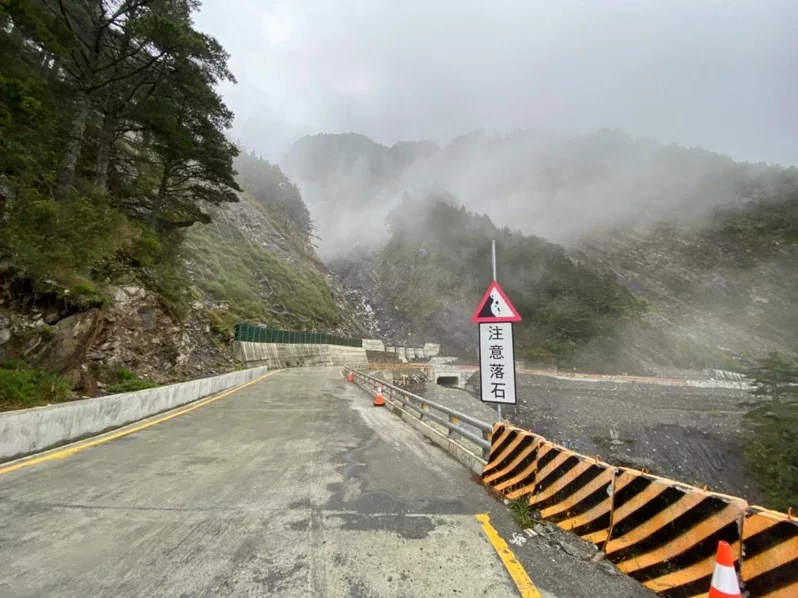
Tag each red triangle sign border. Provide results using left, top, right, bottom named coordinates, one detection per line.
left=471, top=280, right=522, bottom=323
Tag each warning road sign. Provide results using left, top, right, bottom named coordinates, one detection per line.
left=478, top=322, right=517, bottom=404
left=471, top=281, right=522, bottom=323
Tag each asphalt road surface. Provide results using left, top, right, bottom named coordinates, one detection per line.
left=0, top=367, right=653, bottom=597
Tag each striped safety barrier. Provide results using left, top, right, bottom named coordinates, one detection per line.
left=741, top=506, right=797, bottom=597
left=605, top=469, right=746, bottom=597
left=481, top=424, right=798, bottom=598
left=529, top=442, right=616, bottom=545
left=481, top=424, right=546, bottom=498
left=483, top=427, right=616, bottom=545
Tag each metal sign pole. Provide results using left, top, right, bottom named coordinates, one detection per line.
left=492, top=239, right=497, bottom=282
left=492, top=240, right=502, bottom=421
left=473, top=240, right=519, bottom=416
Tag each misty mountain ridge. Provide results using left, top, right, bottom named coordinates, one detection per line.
left=283, top=128, right=789, bottom=255
left=287, top=130, right=797, bottom=370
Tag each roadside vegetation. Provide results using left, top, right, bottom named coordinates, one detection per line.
left=743, top=351, right=798, bottom=512
left=0, top=360, right=73, bottom=410
left=508, top=497, right=538, bottom=529
left=0, top=2, right=346, bottom=400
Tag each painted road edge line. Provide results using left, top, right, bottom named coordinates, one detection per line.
left=0, top=369, right=283, bottom=476
left=476, top=513, right=543, bottom=598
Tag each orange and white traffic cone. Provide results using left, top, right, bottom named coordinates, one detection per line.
left=709, top=541, right=741, bottom=598
left=373, top=384, right=385, bottom=407
left=346, top=372, right=354, bottom=383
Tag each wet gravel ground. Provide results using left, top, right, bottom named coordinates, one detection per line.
left=504, top=374, right=763, bottom=503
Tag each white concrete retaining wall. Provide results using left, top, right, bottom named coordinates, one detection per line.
left=0, top=366, right=270, bottom=463
left=233, top=341, right=368, bottom=369
left=362, top=339, right=386, bottom=352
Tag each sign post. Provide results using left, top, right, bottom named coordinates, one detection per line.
left=472, top=241, right=521, bottom=418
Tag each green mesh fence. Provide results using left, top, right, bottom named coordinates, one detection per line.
left=234, top=323, right=362, bottom=348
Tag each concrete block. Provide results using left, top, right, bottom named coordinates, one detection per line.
left=0, top=366, right=270, bottom=463
left=423, top=343, right=441, bottom=358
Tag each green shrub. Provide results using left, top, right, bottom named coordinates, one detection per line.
left=0, top=193, right=136, bottom=299
left=208, top=307, right=237, bottom=334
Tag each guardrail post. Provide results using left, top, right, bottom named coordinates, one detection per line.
left=481, top=428, right=493, bottom=460
left=448, top=415, right=459, bottom=439
left=420, top=403, right=429, bottom=421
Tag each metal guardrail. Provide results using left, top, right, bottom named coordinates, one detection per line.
left=367, top=363, right=434, bottom=371
left=345, top=368, right=493, bottom=459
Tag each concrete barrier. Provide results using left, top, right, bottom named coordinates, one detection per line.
left=233, top=341, right=368, bottom=369
left=0, top=366, right=270, bottom=463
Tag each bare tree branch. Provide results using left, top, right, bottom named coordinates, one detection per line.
left=86, top=49, right=165, bottom=92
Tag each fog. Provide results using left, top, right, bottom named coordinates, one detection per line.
left=280, top=128, right=784, bottom=257
left=195, top=1, right=798, bottom=168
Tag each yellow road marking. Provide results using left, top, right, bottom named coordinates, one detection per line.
left=476, top=513, right=543, bottom=598
left=0, top=369, right=283, bottom=476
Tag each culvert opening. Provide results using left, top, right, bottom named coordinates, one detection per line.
left=436, top=376, right=459, bottom=388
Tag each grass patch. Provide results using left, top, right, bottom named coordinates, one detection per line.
left=0, top=360, right=73, bottom=411
left=508, top=497, right=537, bottom=529
left=106, top=369, right=158, bottom=394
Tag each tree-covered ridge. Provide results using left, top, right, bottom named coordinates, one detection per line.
left=0, top=0, right=240, bottom=302
left=380, top=195, right=644, bottom=366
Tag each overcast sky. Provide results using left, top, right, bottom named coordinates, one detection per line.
left=194, top=1, right=798, bottom=167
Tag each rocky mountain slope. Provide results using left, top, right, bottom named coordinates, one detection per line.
left=184, top=150, right=371, bottom=339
